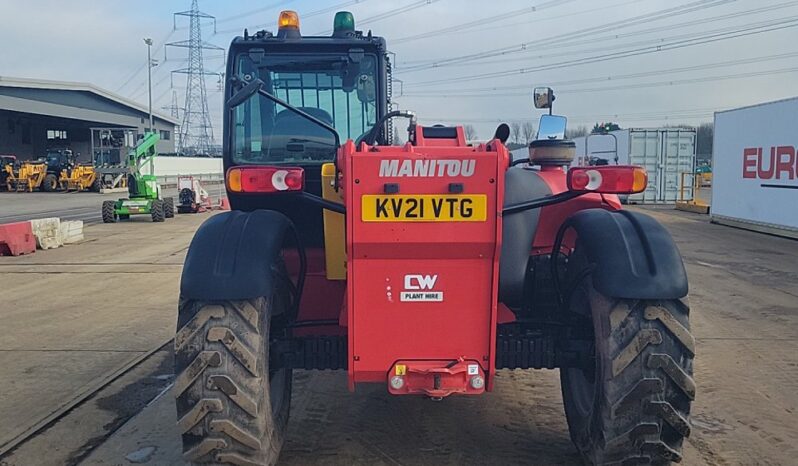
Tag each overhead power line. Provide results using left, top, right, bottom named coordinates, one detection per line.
left=402, top=66, right=798, bottom=98
left=214, top=0, right=367, bottom=35
left=397, top=0, right=798, bottom=70
left=395, top=0, right=645, bottom=45
left=402, top=51, right=798, bottom=95
left=314, top=0, right=443, bottom=35
left=390, top=0, right=576, bottom=45
left=214, top=0, right=295, bottom=25
left=116, top=28, right=176, bottom=93
left=397, top=0, right=736, bottom=72
left=403, top=17, right=798, bottom=87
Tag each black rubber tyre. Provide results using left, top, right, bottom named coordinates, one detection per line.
left=150, top=199, right=165, bottom=222
left=561, top=246, right=695, bottom=465
left=101, top=201, right=116, bottom=223
left=91, top=177, right=103, bottom=193
left=41, top=174, right=58, bottom=192
left=174, top=294, right=292, bottom=466
left=164, top=197, right=175, bottom=218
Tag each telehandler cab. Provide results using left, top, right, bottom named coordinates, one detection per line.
left=176, top=11, right=694, bottom=466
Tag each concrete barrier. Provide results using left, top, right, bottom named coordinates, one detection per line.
left=59, top=220, right=84, bottom=244
left=30, top=218, right=63, bottom=250
left=0, top=221, right=36, bottom=256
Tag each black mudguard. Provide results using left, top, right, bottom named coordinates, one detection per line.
left=180, top=210, right=292, bottom=301
left=567, top=209, right=688, bottom=299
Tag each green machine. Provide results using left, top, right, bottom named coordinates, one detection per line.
left=101, top=132, right=174, bottom=223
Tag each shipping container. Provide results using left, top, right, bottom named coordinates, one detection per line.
left=572, top=128, right=697, bottom=203
left=711, top=97, right=798, bottom=239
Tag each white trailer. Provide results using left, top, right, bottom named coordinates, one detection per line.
left=572, top=128, right=697, bottom=203
left=712, top=97, right=798, bottom=239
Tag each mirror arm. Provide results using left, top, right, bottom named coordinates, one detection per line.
left=503, top=191, right=584, bottom=215
left=362, top=110, right=416, bottom=146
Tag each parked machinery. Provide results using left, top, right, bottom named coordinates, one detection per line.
left=0, top=155, right=16, bottom=191
left=5, top=160, right=48, bottom=192
left=102, top=132, right=174, bottom=223
left=174, top=11, right=694, bottom=466
left=177, top=176, right=210, bottom=213
left=59, top=163, right=100, bottom=192
left=40, top=148, right=73, bottom=192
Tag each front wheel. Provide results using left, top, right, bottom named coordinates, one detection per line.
left=175, top=296, right=292, bottom=466
left=561, top=247, right=695, bottom=465
left=41, top=174, right=58, bottom=192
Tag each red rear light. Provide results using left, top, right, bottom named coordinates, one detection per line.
left=226, top=167, right=304, bottom=193
left=567, top=166, right=648, bottom=194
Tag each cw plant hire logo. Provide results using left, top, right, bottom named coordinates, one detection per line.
left=401, top=274, right=443, bottom=302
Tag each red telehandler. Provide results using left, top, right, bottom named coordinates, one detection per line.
left=175, top=11, right=694, bottom=466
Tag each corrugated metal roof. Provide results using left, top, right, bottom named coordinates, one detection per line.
left=0, top=76, right=179, bottom=125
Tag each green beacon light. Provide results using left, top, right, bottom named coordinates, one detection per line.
left=333, top=11, right=355, bottom=37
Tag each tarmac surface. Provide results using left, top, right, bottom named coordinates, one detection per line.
left=1, top=205, right=797, bottom=466
left=0, top=183, right=226, bottom=225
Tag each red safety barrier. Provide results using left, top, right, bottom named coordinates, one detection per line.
left=219, top=197, right=231, bottom=211
left=0, top=221, right=36, bottom=256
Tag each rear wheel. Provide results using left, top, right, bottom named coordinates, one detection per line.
left=91, top=177, right=103, bottom=192
left=164, top=197, right=175, bottom=218
left=41, top=174, right=58, bottom=192
left=174, top=293, right=292, bottom=466
left=561, top=247, right=695, bottom=465
left=101, top=201, right=116, bottom=223
left=151, top=200, right=165, bottom=222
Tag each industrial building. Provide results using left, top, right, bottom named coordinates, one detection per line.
left=0, top=77, right=178, bottom=163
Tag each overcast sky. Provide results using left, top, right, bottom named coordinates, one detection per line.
left=2, top=0, right=798, bottom=141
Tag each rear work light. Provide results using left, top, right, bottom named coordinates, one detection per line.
left=567, top=166, right=648, bottom=194
left=226, top=167, right=304, bottom=193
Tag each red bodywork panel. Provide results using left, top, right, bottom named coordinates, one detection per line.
left=284, top=132, right=624, bottom=396
left=342, top=138, right=510, bottom=392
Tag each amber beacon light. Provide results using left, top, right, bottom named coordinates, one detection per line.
left=278, top=10, right=300, bottom=29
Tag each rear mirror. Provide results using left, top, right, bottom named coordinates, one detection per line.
left=227, top=78, right=263, bottom=108
left=537, top=114, right=567, bottom=140
left=533, top=87, right=555, bottom=109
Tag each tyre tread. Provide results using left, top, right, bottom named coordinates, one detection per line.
left=175, top=298, right=289, bottom=465
left=602, top=299, right=694, bottom=465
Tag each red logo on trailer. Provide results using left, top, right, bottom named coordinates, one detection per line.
left=742, top=146, right=797, bottom=180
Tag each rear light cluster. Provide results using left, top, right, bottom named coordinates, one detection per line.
left=567, top=166, right=648, bottom=194
left=226, top=167, right=304, bottom=193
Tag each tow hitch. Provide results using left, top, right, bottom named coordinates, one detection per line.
left=388, top=360, right=485, bottom=398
